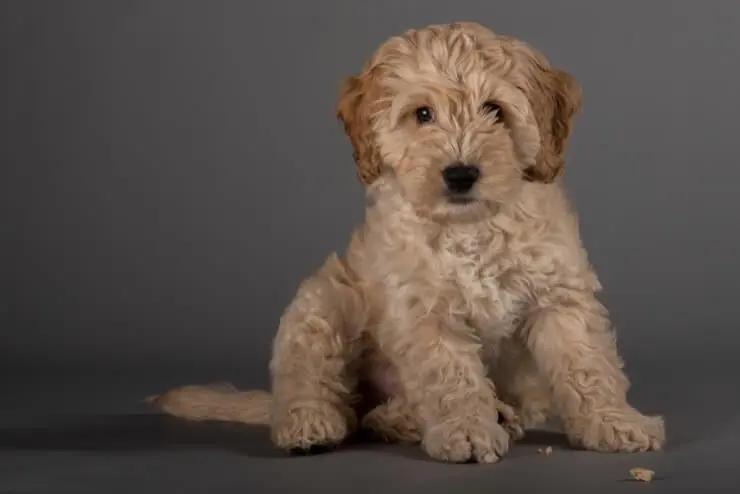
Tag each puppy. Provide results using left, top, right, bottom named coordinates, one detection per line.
left=151, top=22, right=665, bottom=463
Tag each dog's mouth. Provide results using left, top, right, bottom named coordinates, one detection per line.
left=445, top=193, right=476, bottom=205
left=434, top=193, right=492, bottom=223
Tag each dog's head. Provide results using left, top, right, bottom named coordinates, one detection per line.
left=337, top=22, right=582, bottom=221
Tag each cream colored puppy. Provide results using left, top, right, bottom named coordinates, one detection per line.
left=151, top=22, right=665, bottom=463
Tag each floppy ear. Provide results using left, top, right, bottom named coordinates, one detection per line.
left=336, top=72, right=383, bottom=186
left=524, top=69, right=582, bottom=183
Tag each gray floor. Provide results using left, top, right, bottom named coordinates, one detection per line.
left=2, top=355, right=739, bottom=494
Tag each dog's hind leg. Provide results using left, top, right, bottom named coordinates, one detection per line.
left=361, top=396, right=421, bottom=443
left=490, top=337, right=552, bottom=431
left=269, top=253, right=367, bottom=454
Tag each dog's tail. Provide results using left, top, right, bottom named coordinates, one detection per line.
left=145, top=383, right=272, bottom=425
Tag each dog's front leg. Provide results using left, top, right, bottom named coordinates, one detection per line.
left=383, top=314, right=511, bottom=463
left=268, top=253, right=365, bottom=453
left=525, top=288, right=665, bottom=452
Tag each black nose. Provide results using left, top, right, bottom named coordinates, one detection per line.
left=442, top=163, right=480, bottom=193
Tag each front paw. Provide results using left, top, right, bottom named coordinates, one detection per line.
left=422, top=417, right=511, bottom=464
left=567, top=408, right=665, bottom=453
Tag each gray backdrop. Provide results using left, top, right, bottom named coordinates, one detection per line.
left=2, top=1, right=739, bottom=493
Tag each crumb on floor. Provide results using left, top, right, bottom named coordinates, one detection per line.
left=629, top=468, right=655, bottom=482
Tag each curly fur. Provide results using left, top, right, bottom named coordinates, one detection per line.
left=151, top=22, right=665, bottom=463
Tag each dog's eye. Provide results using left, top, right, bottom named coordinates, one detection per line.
left=482, top=101, right=502, bottom=117
left=414, top=106, right=435, bottom=124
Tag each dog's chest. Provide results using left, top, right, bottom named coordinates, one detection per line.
left=436, top=232, right=527, bottom=337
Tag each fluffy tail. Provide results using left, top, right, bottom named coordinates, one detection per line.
left=146, top=383, right=272, bottom=425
